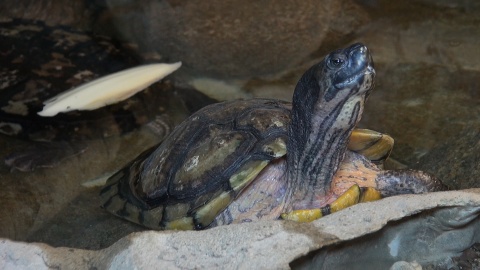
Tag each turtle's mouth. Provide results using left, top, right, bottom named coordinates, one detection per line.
left=333, top=44, right=375, bottom=92
left=334, top=64, right=375, bottom=91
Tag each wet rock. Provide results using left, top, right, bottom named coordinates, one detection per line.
left=452, top=243, right=480, bottom=269
left=356, top=6, right=480, bottom=73
left=93, top=0, right=370, bottom=79
left=348, top=2, right=480, bottom=191
left=1, top=189, right=480, bottom=269
left=359, top=63, right=480, bottom=166
left=0, top=130, right=159, bottom=242
left=26, top=187, right=145, bottom=250
left=414, top=0, right=480, bottom=10
left=414, top=125, right=480, bottom=190
left=0, top=0, right=91, bottom=28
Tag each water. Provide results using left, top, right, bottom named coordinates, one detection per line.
left=0, top=2, right=478, bottom=264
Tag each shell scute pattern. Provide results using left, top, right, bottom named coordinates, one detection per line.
left=139, top=99, right=290, bottom=205
left=102, top=99, right=292, bottom=228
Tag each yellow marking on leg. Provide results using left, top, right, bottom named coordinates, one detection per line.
left=359, top=187, right=382, bottom=202
left=281, top=185, right=379, bottom=223
left=330, top=184, right=361, bottom=213
left=281, top=209, right=323, bottom=222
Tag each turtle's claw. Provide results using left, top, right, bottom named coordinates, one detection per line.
left=348, top=128, right=394, bottom=165
left=281, top=185, right=382, bottom=222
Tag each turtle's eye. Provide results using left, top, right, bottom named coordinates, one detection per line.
left=327, top=55, right=346, bottom=69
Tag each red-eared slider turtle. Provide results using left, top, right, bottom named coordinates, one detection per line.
left=0, top=19, right=215, bottom=171
left=100, top=43, right=446, bottom=230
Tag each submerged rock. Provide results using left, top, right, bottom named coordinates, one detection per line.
left=359, top=63, right=480, bottom=167
left=415, top=125, right=480, bottom=190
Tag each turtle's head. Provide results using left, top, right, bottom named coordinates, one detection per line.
left=291, top=43, right=375, bottom=109
left=326, top=43, right=375, bottom=98
left=287, top=43, right=376, bottom=201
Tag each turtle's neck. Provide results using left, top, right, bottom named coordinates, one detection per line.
left=285, top=45, right=373, bottom=207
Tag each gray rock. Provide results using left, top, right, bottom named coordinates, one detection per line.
left=390, top=261, right=422, bottom=270
left=94, top=0, right=369, bottom=79
left=1, top=189, right=480, bottom=269
left=294, top=205, right=480, bottom=269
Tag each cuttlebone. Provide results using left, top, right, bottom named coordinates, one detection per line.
left=38, top=62, right=182, bottom=117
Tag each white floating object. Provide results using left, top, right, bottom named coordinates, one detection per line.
left=38, top=62, right=182, bottom=117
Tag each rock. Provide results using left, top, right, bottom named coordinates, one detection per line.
left=452, top=243, right=480, bottom=269
left=414, top=0, right=480, bottom=9
left=1, top=2, right=479, bottom=269
left=390, top=261, right=422, bottom=270
left=93, top=0, right=370, bottom=79
left=0, top=0, right=91, bottom=29
left=358, top=63, right=480, bottom=166
left=414, top=125, right=480, bottom=189
left=1, top=189, right=480, bottom=269
left=0, top=130, right=159, bottom=243
left=349, top=3, right=480, bottom=190
left=356, top=9, right=480, bottom=73
left=294, top=203, right=480, bottom=269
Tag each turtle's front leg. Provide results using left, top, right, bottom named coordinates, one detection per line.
left=348, top=128, right=394, bottom=166
left=281, top=184, right=382, bottom=222
left=376, top=169, right=448, bottom=197
left=281, top=168, right=448, bottom=223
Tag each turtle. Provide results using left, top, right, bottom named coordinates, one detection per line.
left=100, top=43, right=446, bottom=230
left=0, top=18, right=215, bottom=171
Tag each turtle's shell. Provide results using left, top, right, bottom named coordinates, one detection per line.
left=102, top=99, right=292, bottom=229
